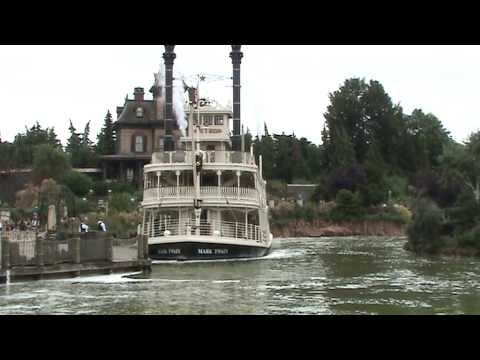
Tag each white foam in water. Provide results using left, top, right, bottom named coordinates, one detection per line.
left=59, top=272, right=150, bottom=284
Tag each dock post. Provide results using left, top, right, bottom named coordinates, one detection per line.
left=143, top=235, right=148, bottom=259
left=73, top=236, right=81, bottom=264
left=137, top=235, right=145, bottom=260
left=1, top=236, right=10, bottom=271
left=105, top=234, right=113, bottom=263
left=36, top=231, right=44, bottom=268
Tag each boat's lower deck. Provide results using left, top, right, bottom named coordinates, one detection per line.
left=149, top=238, right=271, bottom=261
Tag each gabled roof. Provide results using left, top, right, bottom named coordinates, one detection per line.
left=116, top=99, right=158, bottom=125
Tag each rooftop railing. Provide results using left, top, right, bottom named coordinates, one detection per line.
left=151, top=151, right=256, bottom=166
left=143, top=186, right=259, bottom=203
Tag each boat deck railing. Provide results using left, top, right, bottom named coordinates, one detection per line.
left=143, top=219, right=268, bottom=244
left=143, top=186, right=259, bottom=202
left=151, top=151, right=256, bottom=166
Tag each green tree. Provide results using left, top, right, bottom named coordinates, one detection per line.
left=66, top=119, right=82, bottom=167
left=32, top=144, right=71, bottom=184
left=96, top=110, right=116, bottom=156
left=12, top=122, right=62, bottom=167
left=406, top=109, right=452, bottom=170
left=66, top=119, right=98, bottom=168
left=61, top=170, right=94, bottom=197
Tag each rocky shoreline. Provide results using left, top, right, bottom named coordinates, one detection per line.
left=271, top=219, right=406, bottom=238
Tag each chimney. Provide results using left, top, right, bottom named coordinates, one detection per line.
left=116, top=106, right=124, bottom=119
left=163, top=45, right=176, bottom=151
left=134, top=87, right=145, bottom=101
left=230, top=45, right=243, bottom=151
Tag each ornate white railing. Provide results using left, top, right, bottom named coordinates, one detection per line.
left=143, top=186, right=259, bottom=202
left=143, top=219, right=268, bottom=244
left=151, top=151, right=256, bottom=166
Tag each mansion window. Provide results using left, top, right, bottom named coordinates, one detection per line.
left=135, top=135, right=144, bottom=153
left=136, top=107, right=144, bottom=117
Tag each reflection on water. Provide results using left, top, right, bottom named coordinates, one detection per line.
left=1, top=237, right=480, bottom=314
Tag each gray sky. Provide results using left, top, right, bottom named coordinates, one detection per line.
left=1, top=45, right=479, bottom=146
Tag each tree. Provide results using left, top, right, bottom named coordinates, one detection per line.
left=61, top=170, right=94, bottom=197
left=96, top=110, right=116, bottom=156
left=406, top=109, right=452, bottom=170
left=66, top=119, right=98, bottom=168
left=32, top=144, right=71, bottom=184
left=66, top=119, right=82, bottom=167
left=12, top=122, right=62, bottom=167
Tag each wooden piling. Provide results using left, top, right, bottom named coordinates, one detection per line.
left=1, top=236, right=10, bottom=271
left=105, top=234, right=113, bottom=262
left=36, top=231, right=44, bottom=267
left=73, top=236, right=81, bottom=264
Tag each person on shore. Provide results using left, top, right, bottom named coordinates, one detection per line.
left=97, top=219, right=107, bottom=232
left=79, top=222, right=89, bottom=233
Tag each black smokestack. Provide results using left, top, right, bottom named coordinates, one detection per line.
left=230, top=45, right=243, bottom=151
left=163, top=45, right=176, bottom=151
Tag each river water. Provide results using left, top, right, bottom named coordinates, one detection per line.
left=1, top=236, right=480, bottom=315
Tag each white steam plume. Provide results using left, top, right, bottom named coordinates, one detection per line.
left=173, top=77, right=187, bottom=135
left=156, top=59, right=187, bottom=136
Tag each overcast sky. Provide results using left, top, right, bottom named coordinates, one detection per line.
left=1, top=45, right=479, bottom=146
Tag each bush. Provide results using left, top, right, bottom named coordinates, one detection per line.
left=93, top=180, right=109, bottom=196
left=32, top=144, right=71, bottom=184
left=456, top=227, right=480, bottom=249
left=267, top=180, right=287, bottom=198
left=407, top=198, right=445, bottom=253
left=330, top=189, right=362, bottom=221
left=61, top=171, right=94, bottom=197
left=110, top=181, right=137, bottom=195
left=328, top=164, right=367, bottom=197
left=385, top=175, right=409, bottom=202
left=109, top=192, right=137, bottom=213
left=73, top=196, right=91, bottom=216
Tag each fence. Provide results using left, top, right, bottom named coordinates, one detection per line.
left=0, top=230, right=128, bottom=269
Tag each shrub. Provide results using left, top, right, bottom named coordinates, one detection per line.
left=61, top=171, right=94, bottom=197
left=110, top=181, right=137, bottom=195
left=109, top=192, right=137, bottom=213
left=93, top=180, right=109, bottom=196
left=407, top=198, right=445, bottom=253
left=385, top=175, right=409, bottom=202
left=456, top=227, right=480, bottom=249
left=330, top=189, right=362, bottom=221
left=32, top=144, right=71, bottom=184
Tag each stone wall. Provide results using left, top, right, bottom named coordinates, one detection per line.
left=272, top=219, right=406, bottom=238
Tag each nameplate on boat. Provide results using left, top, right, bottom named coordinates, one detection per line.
left=157, top=248, right=181, bottom=255
left=198, top=248, right=229, bottom=255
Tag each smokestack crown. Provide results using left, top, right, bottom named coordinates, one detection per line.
left=134, top=87, right=145, bottom=101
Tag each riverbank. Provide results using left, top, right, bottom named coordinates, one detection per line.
left=271, top=219, right=406, bottom=237
left=404, top=242, right=480, bottom=258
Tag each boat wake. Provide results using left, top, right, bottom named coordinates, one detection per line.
left=63, top=272, right=150, bottom=284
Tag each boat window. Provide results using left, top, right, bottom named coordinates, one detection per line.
left=203, top=115, right=213, bottom=126
left=214, top=115, right=224, bottom=125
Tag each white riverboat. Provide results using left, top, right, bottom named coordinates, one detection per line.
left=140, top=45, right=272, bottom=261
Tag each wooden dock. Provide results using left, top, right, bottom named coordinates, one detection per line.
left=1, top=232, right=151, bottom=283
left=0, top=259, right=151, bottom=283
